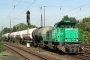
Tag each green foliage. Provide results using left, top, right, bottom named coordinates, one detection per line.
left=2, top=27, right=11, bottom=34
left=78, top=16, right=90, bottom=44
left=61, top=15, right=77, bottom=23
left=0, top=51, right=10, bottom=56
left=28, top=24, right=37, bottom=28
left=12, top=23, right=28, bottom=32
left=0, top=32, right=2, bottom=37
left=0, top=38, right=4, bottom=53
left=1, top=23, right=37, bottom=34
left=15, top=38, right=20, bottom=45
left=79, top=29, right=84, bottom=44
left=12, top=23, right=37, bottom=32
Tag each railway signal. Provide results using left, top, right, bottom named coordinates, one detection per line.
left=26, top=10, right=30, bottom=26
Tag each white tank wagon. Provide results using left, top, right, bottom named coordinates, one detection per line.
left=32, top=26, right=53, bottom=46
left=22, top=28, right=37, bottom=40
left=9, top=32, right=17, bottom=42
left=10, top=32, right=17, bottom=39
left=2, top=33, right=10, bottom=41
left=15, top=31, right=23, bottom=40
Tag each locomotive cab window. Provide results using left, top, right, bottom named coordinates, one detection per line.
left=55, top=20, right=76, bottom=28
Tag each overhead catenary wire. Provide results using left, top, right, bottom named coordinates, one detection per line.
left=46, top=2, right=90, bottom=20
left=1, top=0, right=90, bottom=29
left=2, top=0, right=36, bottom=27
left=9, top=0, right=22, bottom=16
left=16, top=0, right=36, bottom=18
left=45, top=0, right=69, bottom=18
left=11, top=0, right=37, bottom=25
left=15, top=0, right=22, bottom=7
left=0, top=0, right=15, bottom=26
left=0, top=0, right=22, bottom=25
left=76, top=13, right=90, bottom=19
left=46, top=0, right=68, bottom=7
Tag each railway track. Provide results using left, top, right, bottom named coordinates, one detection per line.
left=4, top=43, right=57, bottom=60
left=70, top=44, right=90, bottom=60
left=4, top=42, right=90, bottom=60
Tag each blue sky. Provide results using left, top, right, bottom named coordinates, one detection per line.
left=0, top=0, right=90, bottom=30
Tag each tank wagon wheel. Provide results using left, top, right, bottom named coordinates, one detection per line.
left=12, top=40, right=15, bottom=43
left=20, top=40, right=23, bottom=44
left=34, top=42, right=38, bottom=47
left=30, top=42, right=34, bottom=46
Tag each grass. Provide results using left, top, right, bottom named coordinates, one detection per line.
left=15, top=39, right=20, bottom=45
left=0, top=51, right=11, bottom=60
left=0, top=51, right=11, bottom=57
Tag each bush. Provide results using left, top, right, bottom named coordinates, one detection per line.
left=15, top=38, right=20, bottom=45
left=0, top=38, right=4, bottom=53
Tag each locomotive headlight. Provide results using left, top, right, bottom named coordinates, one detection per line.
left=81, top=46, right=84, bottom=50
left=76, top=38, right=78, bottom=41
left=65, top=38, right=67, bottom=41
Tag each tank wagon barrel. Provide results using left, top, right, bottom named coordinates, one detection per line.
left=15, top=31, right=23, bottom=40
left=2, top=28, right=36, bottom=43
left=10, top=32, right=17, bottom=39
left=2, top=33, right=10, bottom=41
left=22, top=28, right=36, bottom=40
left=32, top=26, right=53, bottom=46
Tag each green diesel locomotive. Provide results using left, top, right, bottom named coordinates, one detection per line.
left=41, top=20, right=84, bottom=53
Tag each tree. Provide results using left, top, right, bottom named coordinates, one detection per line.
left=12, top=23, right=27, bottom=32
left=62, top=15, right=69, bottom=21
left=61, top=15, right=77, bottom=23
left=1, top=23, right=37, bottom=34
left=2, top=27, right=11, bottom=34
left=12, top=23, right=37, bottom=32
left=79, top=16, right=90, bottom=44
left=0, top=32, right=2, bottom=37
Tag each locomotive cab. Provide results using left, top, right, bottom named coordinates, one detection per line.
left=54, top=20, right=75, bottom=28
